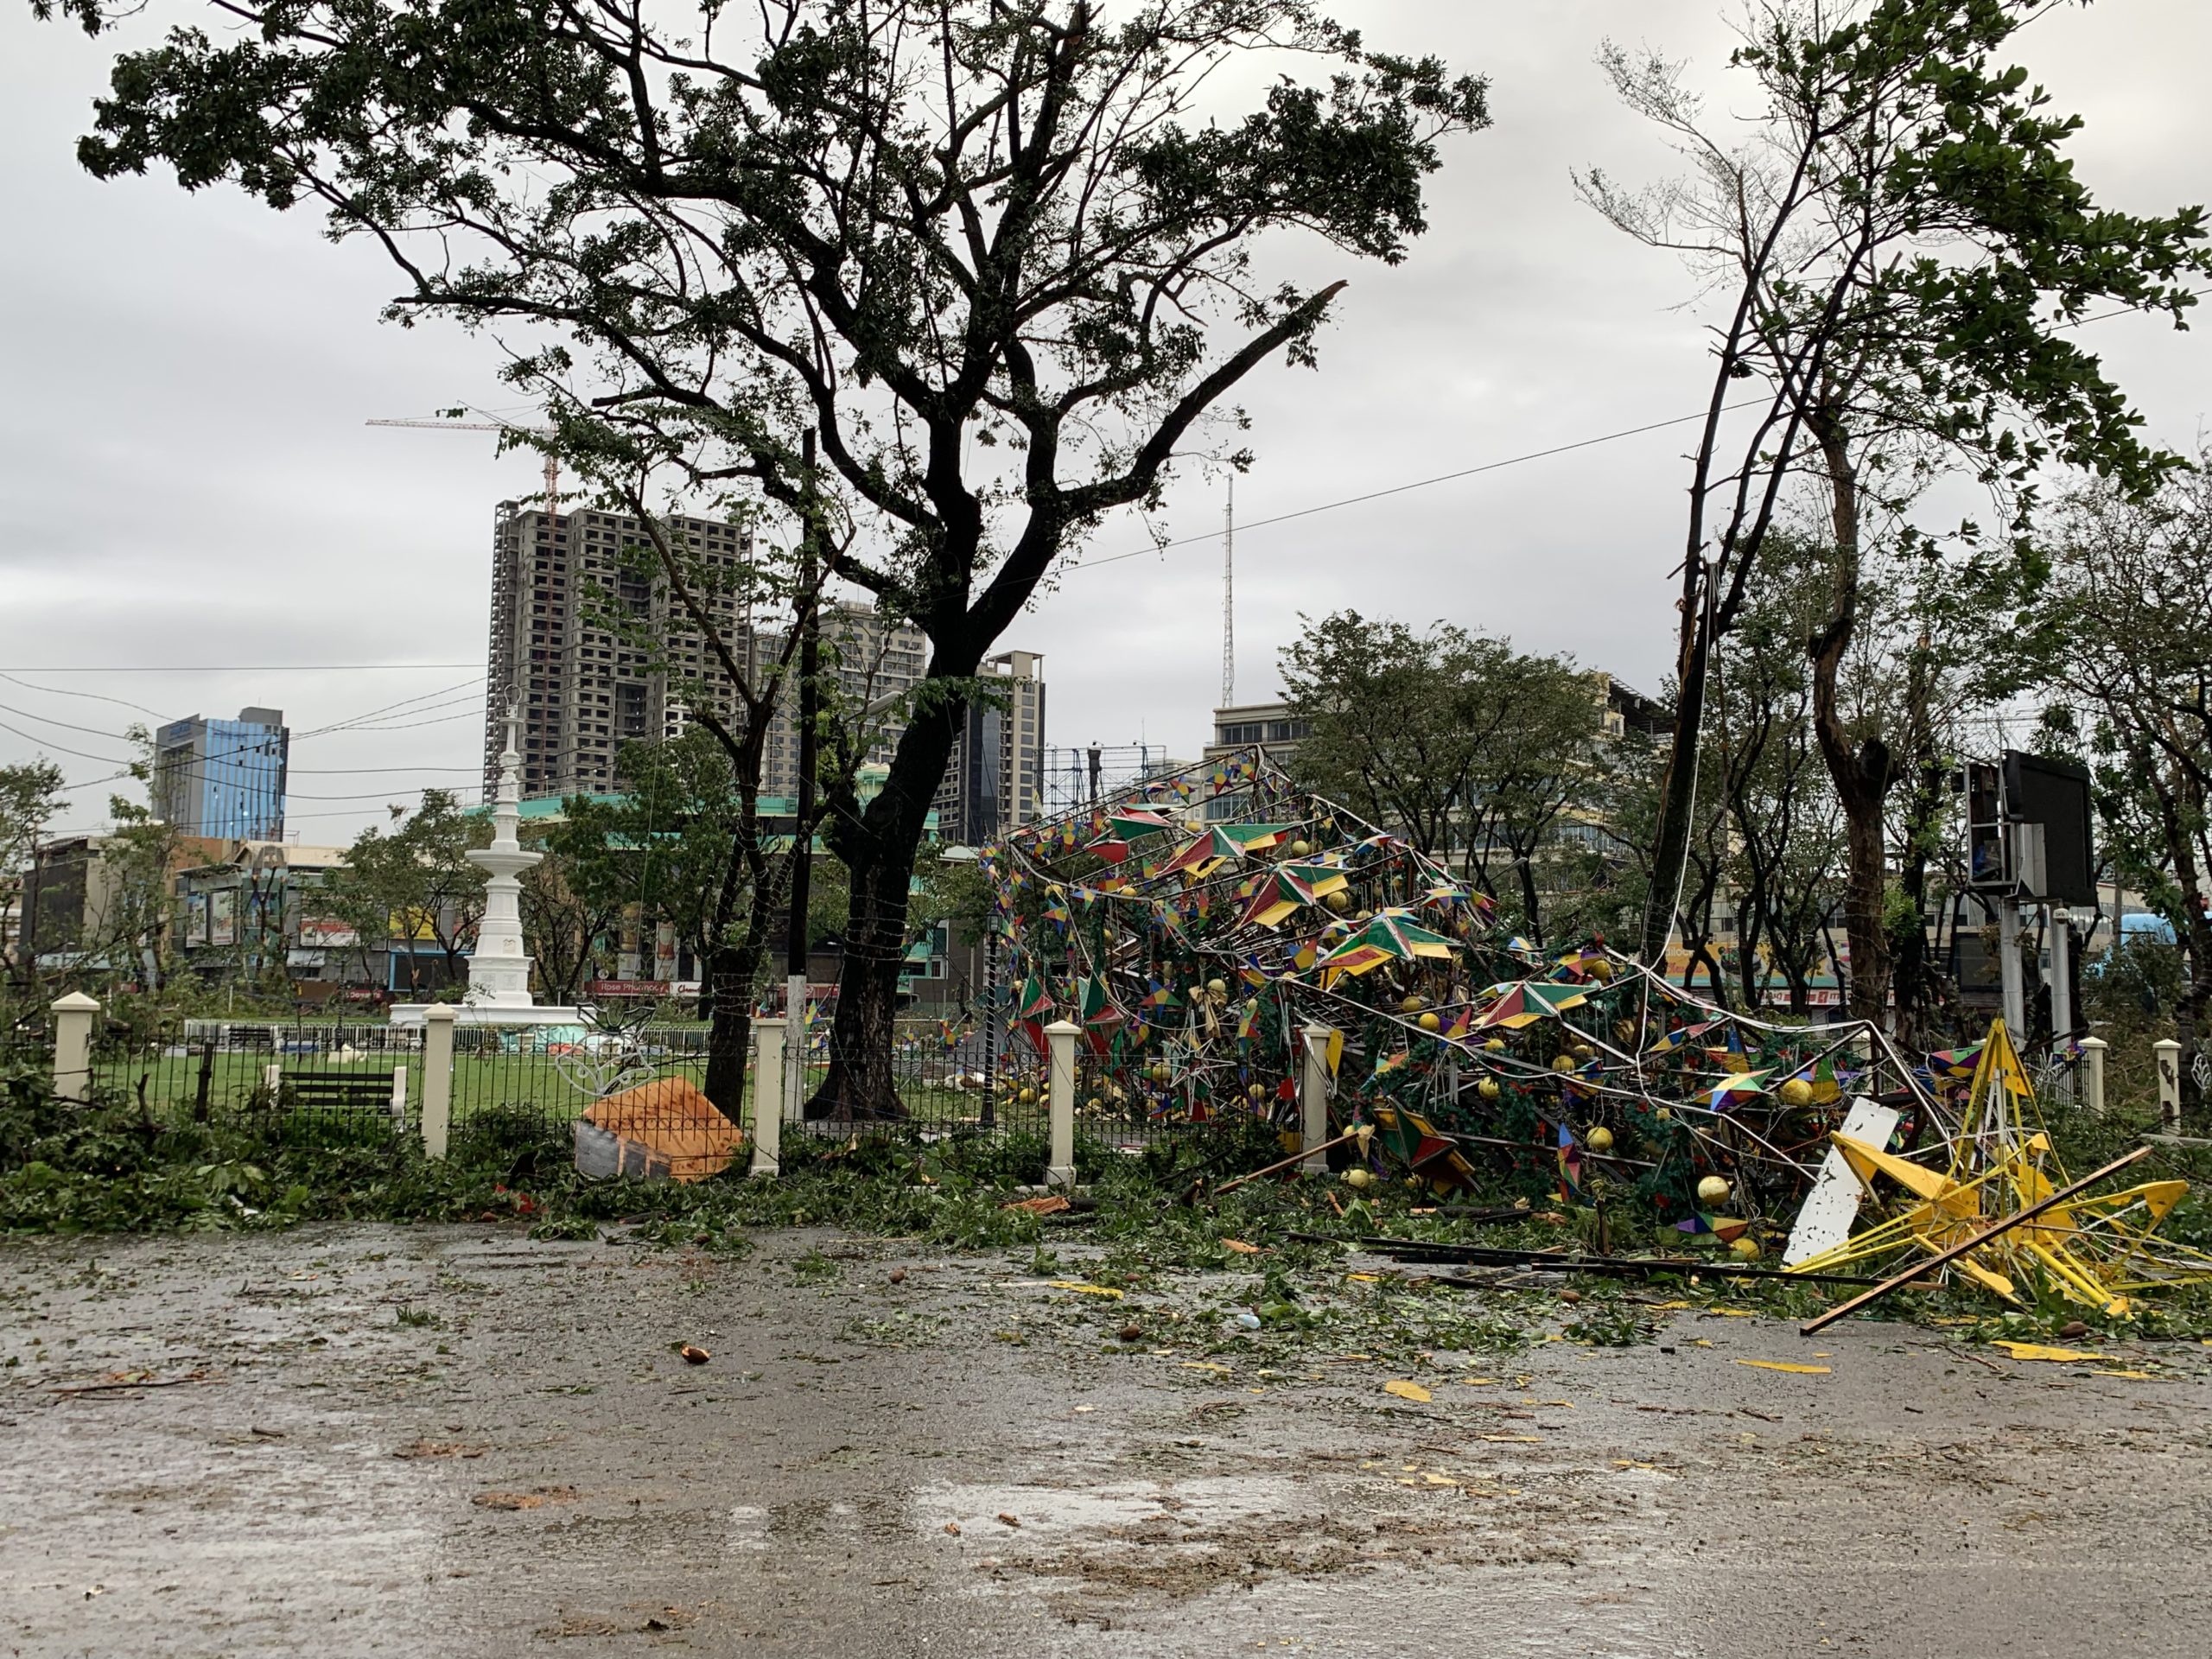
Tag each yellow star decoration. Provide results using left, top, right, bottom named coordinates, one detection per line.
left=1789, top=1019, right=2212, bottom=1314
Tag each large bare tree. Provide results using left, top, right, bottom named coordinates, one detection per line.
left=40, top=0, right=1490, bottom=1113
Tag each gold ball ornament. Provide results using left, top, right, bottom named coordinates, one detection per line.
left=1696, top=1174, right=1732, bottom=1207
left=1018, top=1086, right=1037, bottom=1103
left=1729, top=1236, right=1761, bottom=1262
left=1290, top=839, right=1313, bottom=857
left=1654, top=1107, right=1672, bottom=1122
left=1247, top=1083, right=1266, bottom=1101
left=1418, top=1011, right=1441, bottom=1033
left=1325, top=891, right=1351, bottom=913
left=1586, top=1126, right=1614, bottom=1153
left=1401, top=993, right=1425, bottom=1014
left=1777, top=1077, right=1815, bottom=1109
left=1586, top=957, right=1615, bottom=982
left=1483, top=1039, right=1506, bottom=1054
left=1478, top=1077, right=1502, bottom=1101
left=1342, top=1167, right=1372, bottom=1190
left=1550, top=1055, right=1577, bottom=1074
left=1207, top=977, right=1227, bottom=998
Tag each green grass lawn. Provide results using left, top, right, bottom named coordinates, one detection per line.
left=92, top=1050, right=998, bottom=1129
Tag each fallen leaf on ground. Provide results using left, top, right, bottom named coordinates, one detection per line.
left=1346, top=1273, right=1380, bottom=1283
left=995, top=1512, right=1021, bottom=1528
left=1049, top=1281, right=1125, bottom=1300
left=1221, top=1238, right=1262, bottom=1255
left=1181, top=1362, right=1232, bottom=1374
left=394, top=1440, right=486, bottom=1460
left=1991, top=1342, right=2106, bottom=1363
left=1733, top=1359, right=1830, bottom=1375
left=473, top=1487, right=577, bottom=1511
left=1482, top=1433, right=1544, bottom=1443
left=1382, top=1379, right=1433, bottom=1403
left=679, top=1344, right=710, bottom=1364
left=2091, top=1368, right=2155, bottom=1380
left=943, top=1522, right=962, bottom=1535
left=1002, top=1195, right=1070, bottom=1216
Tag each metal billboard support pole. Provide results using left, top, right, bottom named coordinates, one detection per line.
left=1998, top=895, right=2025, bottom=1036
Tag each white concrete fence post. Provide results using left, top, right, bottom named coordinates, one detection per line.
left=750, top=1016, right=785, bottom=1178
left=2077, top=1035, right=2107, bottom=1116
left=50, top=991, right=99, bottom=1104
left=420, top=1005, right=456, bottom=1160
left=1044, top=1019, right=1080, bottom=1191
left=2154, top=1038, right=2183, bottom=1134
left=1299, top=1023, right=1333, bottom=1173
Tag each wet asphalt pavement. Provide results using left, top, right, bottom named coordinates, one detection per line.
left=4, top=1224, right=2209, bottom=1657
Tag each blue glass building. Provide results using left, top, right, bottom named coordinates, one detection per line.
left=152, top=707, right=289, bottom=840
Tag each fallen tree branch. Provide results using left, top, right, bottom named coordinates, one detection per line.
left=49, top=1371, right=212, bottom=1395
left=1211, top=1131, right=1363, bottom=1198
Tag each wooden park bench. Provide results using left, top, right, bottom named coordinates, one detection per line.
left=262, top=1063, right=410, bottom=1129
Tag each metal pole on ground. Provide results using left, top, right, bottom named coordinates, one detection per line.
left=783, top=429, right=823, bottom=1127
left=420, top=1005, right=455, bottom=1159
left=50, top=991, right=99, bottom=1104
left=1044, top=1019, right=1079, bottom=1191
left=1998, top=896, right=2025, bottom=1036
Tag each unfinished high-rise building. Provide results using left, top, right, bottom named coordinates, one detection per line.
left=484, top=503, right=753, bottom=800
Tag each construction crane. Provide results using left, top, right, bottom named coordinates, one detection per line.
left=366, top=417, right=561, bottom=517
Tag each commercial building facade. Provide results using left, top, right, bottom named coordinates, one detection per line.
left=152, top=708, right=289, bottom=840
left=933, top=650, right=1046, bottom=844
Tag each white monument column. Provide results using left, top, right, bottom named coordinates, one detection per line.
left=389, top=710, right=580, bottom=1029
left=464, top=714, right=543, bottom=1008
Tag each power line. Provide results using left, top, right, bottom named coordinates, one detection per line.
left=1065, top=283, right=2212, bottom=580
left=1065, top=403, right=1763, bottom=575
left=0, top=698, right=144, bottom=745
left=0, top=662, right=482, bottom=674
left=0, top=672, right=169, bottom=721
left=296, top=677, right=486, bottom=738
left=0, top=718, right=134, bottom=767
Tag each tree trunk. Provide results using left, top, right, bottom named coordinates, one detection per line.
left=1639, top=575, right=1715, bottom=964
left=2152, top=760, right=2212, bottom=1122
left=1515, top=855, right=1543, bottom=950
left=807, top=702, right=960, bottom=1120
left=1807, top=408, right=1892, bottom=1028
left=701, top=939, right=756, bottom=1122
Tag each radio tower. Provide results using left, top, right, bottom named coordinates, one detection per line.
left=1221, top=475, right=1236, bottom=707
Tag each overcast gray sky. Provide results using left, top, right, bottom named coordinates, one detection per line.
left=4, top=0, right=2209, bottom=842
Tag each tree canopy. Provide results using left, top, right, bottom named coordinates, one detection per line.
left=39, top=0, right=1490, bottom=1112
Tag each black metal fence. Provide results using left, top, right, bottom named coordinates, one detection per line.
left=59, top=1014, right=1219, bottom=1162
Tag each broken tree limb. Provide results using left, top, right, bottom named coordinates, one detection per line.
left=1288, top=1233, right=1885, bottom=1287
left=1211, top=1130, right=1363, bottom=1198
left=1799, top=1144, right=2155, bottom=1336
left=48, top=1372, right=212, bottom=1395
